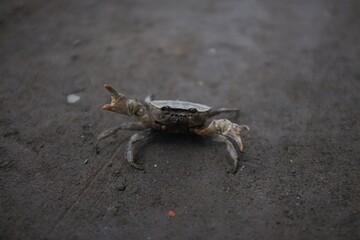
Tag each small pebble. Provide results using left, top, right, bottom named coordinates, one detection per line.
left=113, top=170, right=121, bottom=177
left=109, top=206, right=118, bottom=213
left=67, top=94, right=80, bottom=104
left=208, top=48, right=217, bottom=54
left=84, top=159, right=88, bottom=164
left=117, top=184, right=126, bottom=191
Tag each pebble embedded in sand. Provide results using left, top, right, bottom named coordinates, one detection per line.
left=67, top=94, right=80, bottom=104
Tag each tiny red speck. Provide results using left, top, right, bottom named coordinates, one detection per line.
left=168, top=210, right=176, bottom=217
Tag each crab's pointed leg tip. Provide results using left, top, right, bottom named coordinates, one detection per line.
left=129, top=162, right=145, bottom=170
left=227, top=167, right=237, bottom=174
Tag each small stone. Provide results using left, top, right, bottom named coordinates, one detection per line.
left=117, top=184, right=126, bottom=191
left=84, top=159, right=88, bottom=164
left=208, top=48, right=217, bottom=54
left=109, top=206, right=118, bottom=213
left=67, top=94, right=80, bottom=104
left=113, top=170, right=121, bottom=177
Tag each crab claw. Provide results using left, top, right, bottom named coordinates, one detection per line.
left=204, top=119, right=250, bottom=152
left=104, top=84, right=123, bottom=97
left=102, top=84, right=128, bottom=114
left=226, top=123, right=250, bottom=152
left=102, top=104, right=113, bottom=111
left=192, top=119, right=249, bottom=173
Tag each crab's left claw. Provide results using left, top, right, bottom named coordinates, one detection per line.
left=102, top=84, right=128, bottom=114
left=104, top=84, right=122, bottom=97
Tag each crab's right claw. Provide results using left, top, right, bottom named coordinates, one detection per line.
left=192, top=119, right=249, bottom=173
left=208, top=119, right=250, bottom=152
left=226, top=124, right=250, bottom=152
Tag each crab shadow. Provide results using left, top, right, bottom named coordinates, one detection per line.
left=136, top=132, right=210, bottom=168
left=130, top=132, right=247, bottom=174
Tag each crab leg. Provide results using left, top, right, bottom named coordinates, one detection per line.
left=96, top=122, right=146, bottom=150
left=210, top=134, right=239, bottom=173
left=192, top=119, right=249, bottom=172
left=209, top=108, right=239, bottom=118
left=127, top=129, right=154, bottom=170
left=97, top=122, right=146, bottom=140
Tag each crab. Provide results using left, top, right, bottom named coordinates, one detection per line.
left=96, top=84, right=250, bottom=173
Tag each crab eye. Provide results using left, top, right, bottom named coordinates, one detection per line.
left=161, top=106, right=171, bottom=111
left=189, top=108, right=197, bottom=113
left=137, top=108, right=144, bottom=115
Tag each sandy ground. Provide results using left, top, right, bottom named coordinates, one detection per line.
left=1, top=0, right=360, bottom=239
